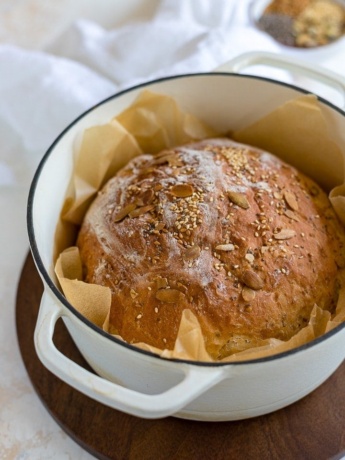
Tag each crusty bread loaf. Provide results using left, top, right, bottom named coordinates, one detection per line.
left=77, top=138, right=345, bottom=359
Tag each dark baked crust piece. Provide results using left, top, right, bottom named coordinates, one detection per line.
left=77, top=138, right=345, bottom=359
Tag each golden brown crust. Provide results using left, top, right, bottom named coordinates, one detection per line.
left=77, top=138, right=345, bottom=359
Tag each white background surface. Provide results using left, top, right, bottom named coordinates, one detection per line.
left=0, top=1, right=345, bottom=458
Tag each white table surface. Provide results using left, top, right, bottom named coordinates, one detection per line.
left=1, top=1, right=345, bottom=458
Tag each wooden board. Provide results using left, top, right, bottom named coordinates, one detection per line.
left=16, top=253, right=345, bottom=460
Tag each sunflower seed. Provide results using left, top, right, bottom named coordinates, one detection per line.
left=129, top=204, right=155, bottom=218
left=114, top=203, right=137, bottom=222
left=242, top=270, right=264, bottom=290
left=284, top=209, right=299, bottom=221
left=227, top=191, right=250, bottom=209
left=284, top=190, right=299, bottom=211
left=273, top=229, right=296, bottom=240
left=136, top=188, right=155, bottom=206
left=216, top=243, right=235, bottom=251
left=170, top=184, right=194, bottom=197
left=273, top=191, right=283, bottom=200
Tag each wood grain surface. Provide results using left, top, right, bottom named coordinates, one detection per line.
left=16, top=253, right=345, bottom=460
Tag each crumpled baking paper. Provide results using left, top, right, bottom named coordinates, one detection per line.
left=55, top=90, right=345, bottom=362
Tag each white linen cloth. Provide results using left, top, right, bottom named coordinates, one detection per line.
left=0, top=0, right=284, bottom=188
left=1, top=1, right=345, bottom=458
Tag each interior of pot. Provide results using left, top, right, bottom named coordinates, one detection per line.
left=28, top=72, right=345, bottom=362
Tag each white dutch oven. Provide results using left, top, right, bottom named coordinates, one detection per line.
left=28, top=52, right=345, bottom=421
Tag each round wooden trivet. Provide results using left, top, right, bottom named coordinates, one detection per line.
left=16, top=253, right=345, bottom=460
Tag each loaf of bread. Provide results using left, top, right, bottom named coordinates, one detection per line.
left=77, top=138, right=345, bottom=359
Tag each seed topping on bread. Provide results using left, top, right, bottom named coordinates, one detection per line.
left=77, top=138, right=345, bottom=358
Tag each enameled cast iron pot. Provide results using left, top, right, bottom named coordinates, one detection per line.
left=28, top=52, right=345, bottom=421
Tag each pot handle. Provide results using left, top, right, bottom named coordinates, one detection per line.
left=214, top=51, right=345, bottom=108
left=34, top=292, right=226, bottom=419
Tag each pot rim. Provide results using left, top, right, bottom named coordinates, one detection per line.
left=27, top=71, right=345, bottom=367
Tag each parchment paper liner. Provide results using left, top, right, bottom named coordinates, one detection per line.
left=55, top=89, right=345, bottom=363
